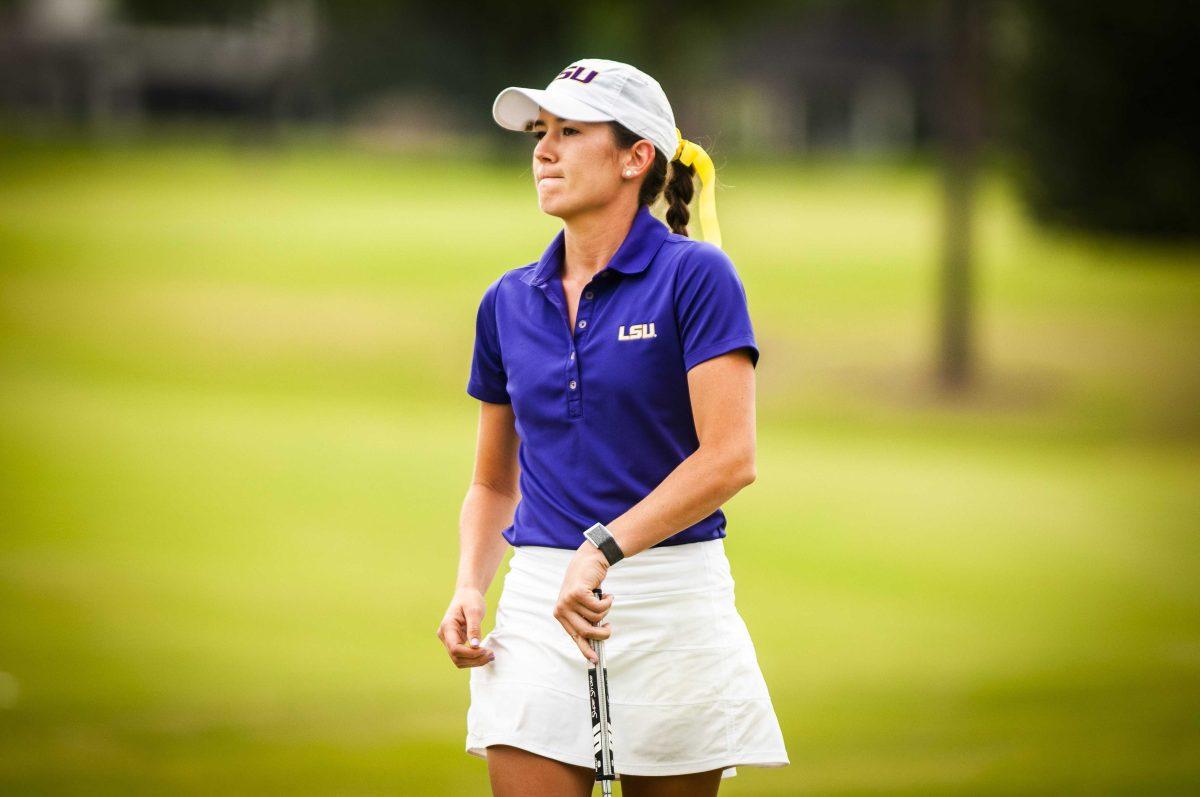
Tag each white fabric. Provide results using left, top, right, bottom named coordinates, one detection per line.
left=466, top=538, right=790, bottom=780
left=492, top=58, right=679, bottom=161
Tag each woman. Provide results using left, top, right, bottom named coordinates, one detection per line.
left=436, top=58, right=789, bottom=796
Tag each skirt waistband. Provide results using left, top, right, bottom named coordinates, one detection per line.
left=507, top=538, right=732, bottom=598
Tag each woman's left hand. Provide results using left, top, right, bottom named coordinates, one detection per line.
left=554, top=543, right=614, bottom=663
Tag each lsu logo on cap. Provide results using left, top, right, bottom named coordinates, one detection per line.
left=556, top=65, right=598, bottom=84
left=618, top=323, right=657, bottom=341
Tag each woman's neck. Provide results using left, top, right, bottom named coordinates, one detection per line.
left=560, top=204, right=637, bottom=284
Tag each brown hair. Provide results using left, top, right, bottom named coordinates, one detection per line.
left=608, top=121, right=696, bottom=236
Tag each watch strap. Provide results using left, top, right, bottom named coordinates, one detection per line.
left=583, top=522, right=625, bottom=566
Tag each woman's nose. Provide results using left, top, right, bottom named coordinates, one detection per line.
left=534, top=134, right=555, bottom=161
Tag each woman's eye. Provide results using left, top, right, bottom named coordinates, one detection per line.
left=531, top=128, right=577, bottom=141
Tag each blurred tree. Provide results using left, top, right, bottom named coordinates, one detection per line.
left=121, top=0, right=256, bottom=22
left=937, top=0, right=985, bottom=390
left=316, top=2, right=570, bottom=119
left=1008, top=1, right=1199, bottom=239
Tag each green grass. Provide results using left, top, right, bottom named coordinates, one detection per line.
left=1, top=138, right=1198, bottom=795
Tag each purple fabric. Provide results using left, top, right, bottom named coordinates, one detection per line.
left=468, top=204, right=758, bottom=550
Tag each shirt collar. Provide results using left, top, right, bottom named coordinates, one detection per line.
left=520, top=204, right=670, bottom=286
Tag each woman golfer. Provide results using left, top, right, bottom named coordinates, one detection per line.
left=437, top=58, right=789, bottom=796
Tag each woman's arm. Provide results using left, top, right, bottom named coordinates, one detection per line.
left=456, top=401, right=521, bottom=592
left=606, top=348, right=756, bottom=557
left=554, top=348, right=756, bottom=662
left=436, top=400, right=521, bottom=669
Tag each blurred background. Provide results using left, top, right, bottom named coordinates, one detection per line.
left=1, top=0, right=1198, bottom=793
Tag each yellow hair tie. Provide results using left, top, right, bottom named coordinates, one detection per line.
left=671, top=127, right=722, bottom=249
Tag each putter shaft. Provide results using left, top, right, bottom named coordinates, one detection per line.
left=589, top=587, right=614, bottom=795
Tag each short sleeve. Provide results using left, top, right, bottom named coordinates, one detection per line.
left=466, top=277, right=511, bottom=404
left=674, top=243, right=760, bottom=371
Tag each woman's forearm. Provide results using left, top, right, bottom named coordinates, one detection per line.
left=605, top=446, right=754, bottom=559
left=455, top=483, right=518, bottom=592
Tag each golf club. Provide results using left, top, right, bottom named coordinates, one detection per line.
left=588, top=587, right=615, bottom=796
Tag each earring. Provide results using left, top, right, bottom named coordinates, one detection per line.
left=624, top=170, right=633, bottom=177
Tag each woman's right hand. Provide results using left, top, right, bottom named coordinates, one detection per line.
left=436, top=587, right=496, bottom=669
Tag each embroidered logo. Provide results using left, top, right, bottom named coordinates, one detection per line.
left=556, top=65, right=599, bottom=84
left=618, top=323, right=657, bottom=341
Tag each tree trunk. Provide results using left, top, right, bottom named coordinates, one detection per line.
left=938, top=0, right=985, bottom=390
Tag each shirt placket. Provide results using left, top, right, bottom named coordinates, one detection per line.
left=539, top=271, right=608, bottom=420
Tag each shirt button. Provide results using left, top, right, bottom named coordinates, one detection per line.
left=584, top=291, right=594, bottom=300
left=569, top=351, right=575, bottom=360
left=578, top=320, right=587, bottom=329
left=569, top=380, right=577, bottom=390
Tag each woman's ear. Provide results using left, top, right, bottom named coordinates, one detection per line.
left=626, top=140, right=657, bottom=175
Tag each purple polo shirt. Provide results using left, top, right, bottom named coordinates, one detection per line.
left=467, top=204, right=759, bottom=550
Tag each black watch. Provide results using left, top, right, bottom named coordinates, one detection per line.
left=582, top=522, right=625, bottom=566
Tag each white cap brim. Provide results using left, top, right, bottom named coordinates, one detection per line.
left=492, top=86, right=615, bottom=131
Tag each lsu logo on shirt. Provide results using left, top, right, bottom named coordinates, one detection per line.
left=618, top=323, right=657, bottom=341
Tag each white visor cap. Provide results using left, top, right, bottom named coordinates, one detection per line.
left=492, top=58, right=678, bottom=162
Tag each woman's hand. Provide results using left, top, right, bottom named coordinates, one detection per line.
left=436, top=586, right=496, bottom=669
left=554, top=543, right=614, bottom=663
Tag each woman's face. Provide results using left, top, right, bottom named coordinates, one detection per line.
left=529, top=109, right=648, bottom=219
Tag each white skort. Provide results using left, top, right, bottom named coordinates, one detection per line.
left=466, top=538, right=790, bottom=780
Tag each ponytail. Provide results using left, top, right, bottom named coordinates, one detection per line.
left=663, top=161, right=696, bottom=237
left=608, top=122, right=719, bottom=246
